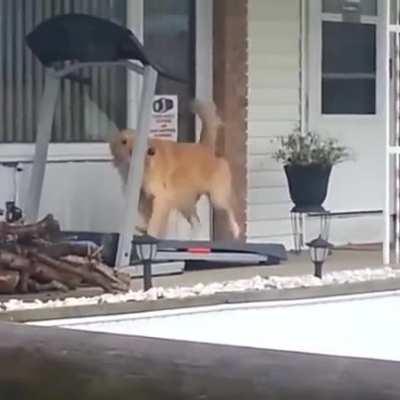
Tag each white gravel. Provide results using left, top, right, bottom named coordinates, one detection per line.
left=2, top=266, right=400, bottom=312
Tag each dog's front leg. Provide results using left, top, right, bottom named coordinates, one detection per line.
left=147, top=197, right=171, bottom=238
left=135, top=190, right=153, bottom=234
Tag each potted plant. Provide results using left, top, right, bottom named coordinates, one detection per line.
left=271, top=128, right=351, bottom=210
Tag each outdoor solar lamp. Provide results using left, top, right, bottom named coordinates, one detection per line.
left=133, top=235, right=158, bottom=291
left=306, top=235, right=332, bottom=279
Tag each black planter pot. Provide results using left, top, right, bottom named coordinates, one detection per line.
left=284, top=164, right=332, bottom=209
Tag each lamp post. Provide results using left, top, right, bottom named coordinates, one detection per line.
left=132, top=235, right=158, bottom=291
left=306, top=235, right=332, bottom=278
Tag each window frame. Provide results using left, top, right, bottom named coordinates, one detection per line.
left=308, top=0, right=386, bottom=122
left=0, top=0, right=206, bottom=163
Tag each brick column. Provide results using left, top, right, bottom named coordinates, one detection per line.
left=213, top=0, right=248, bottom=240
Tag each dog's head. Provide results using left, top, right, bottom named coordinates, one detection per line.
left=109, top=129, right=136, bottom=166
left=109, top=129, right=157, bottom=167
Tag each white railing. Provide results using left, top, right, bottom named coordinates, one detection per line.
left=385, top=0, right=400, bottom=264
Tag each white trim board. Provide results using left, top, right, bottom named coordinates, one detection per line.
left=0, top=143, right=112, bottom=163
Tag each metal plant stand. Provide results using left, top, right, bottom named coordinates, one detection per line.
left=290, top=206, right=331, bottom=253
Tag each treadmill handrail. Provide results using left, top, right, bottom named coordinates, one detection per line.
left=48, top=60, right=144, bottom=79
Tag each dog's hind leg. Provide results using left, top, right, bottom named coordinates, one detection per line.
left=227, top=200, right=241, bottom=239
left=210, top=194, right=240, bottom=239
left=209, top=162, right=241, bottom=239
left=210, top=191, right=240, bottom=239
left=180, top=204, right=200, bottom=229
left=147, top=197, right=171, bottom=238
left=224, top=201, right=241, bottom=240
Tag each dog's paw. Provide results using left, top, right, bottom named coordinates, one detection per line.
left=135, top=225, right=148, bottom=235
left=232, top=224, right=241, bottom=240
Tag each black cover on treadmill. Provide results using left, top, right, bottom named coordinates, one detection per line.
left=26, top=13, right=186, bottom=82
left=158, top=240, right=288, bottom=261
left=62, top=231, right=287, bottom=266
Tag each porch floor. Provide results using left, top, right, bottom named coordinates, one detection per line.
left=0, top=244, right=394, bottom=304
left=145, top=245, right=390, bottom=291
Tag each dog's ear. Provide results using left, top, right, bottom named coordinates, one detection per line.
left=109, top=129, right=123, bottom=144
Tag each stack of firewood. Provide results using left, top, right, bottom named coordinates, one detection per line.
left=0, top=214, right=130, bottom=294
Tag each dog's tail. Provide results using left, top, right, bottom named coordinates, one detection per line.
left=191, top=99, right=222, bottom=152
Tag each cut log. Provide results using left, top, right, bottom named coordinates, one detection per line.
left=0, top=214, right=60, bottom=242
left=32, top=262, right=82, bottom=290
left=28, top=279, right=69, bottom=293
left=0, top=270, right=20, bottom=294
left=0, top=214, right=130, bottom=294
left=18, top=272, right=30, bottom=293
left=32, top=252, right=128, bottom=293
left=0, top=250, right=32, bottom=272
left=62, top=255, right=122, bottom=285
left=32, top=240, right=102, bottom=260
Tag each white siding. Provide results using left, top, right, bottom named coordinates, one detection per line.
left=0, top=162, right=204, bottom=241
left=247, top=0, right=301, bottom=248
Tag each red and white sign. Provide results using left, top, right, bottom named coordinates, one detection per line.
left=150, top=95, right=178, bottom=142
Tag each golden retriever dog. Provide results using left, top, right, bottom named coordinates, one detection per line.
left=109, top=99, right=240, bottom=239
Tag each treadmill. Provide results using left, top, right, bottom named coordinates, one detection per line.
left=25, top=14, right=287, bottom=276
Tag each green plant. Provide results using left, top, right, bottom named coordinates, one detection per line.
left=271, top=128, right=351, bottom=167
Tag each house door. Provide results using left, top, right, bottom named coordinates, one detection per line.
left=307, top=0, right=386, bottom=244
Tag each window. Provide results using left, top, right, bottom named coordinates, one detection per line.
left=0, top=0, right=196, bottom=144
left=320, top=0, right=378, bottom=115
left=322, top=0, right=377, bottom=16
left=0, top=0, right=127, bottom=143
left=144, top=0, right=196, bottom=142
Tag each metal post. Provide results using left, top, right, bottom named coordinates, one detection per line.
left=290, top=211, right=301, bottom=253
left=314, top=261, right=323, bottom=279
left=115, top=65, right=158, bottom=268
left=384, top=0, right=391, bottom=264
left=300, top=213, right=305, bottom=250
left=396, top=43, right=400, bottom=264
left=127, top=0, right=144, bottom=129
left=320, top=214, right=331, bottom=241
left=300, top=0, right=308, bottom=136
left=24, top=74, right=60, bottom=222
left=143, top=260, right=153, bottom=291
